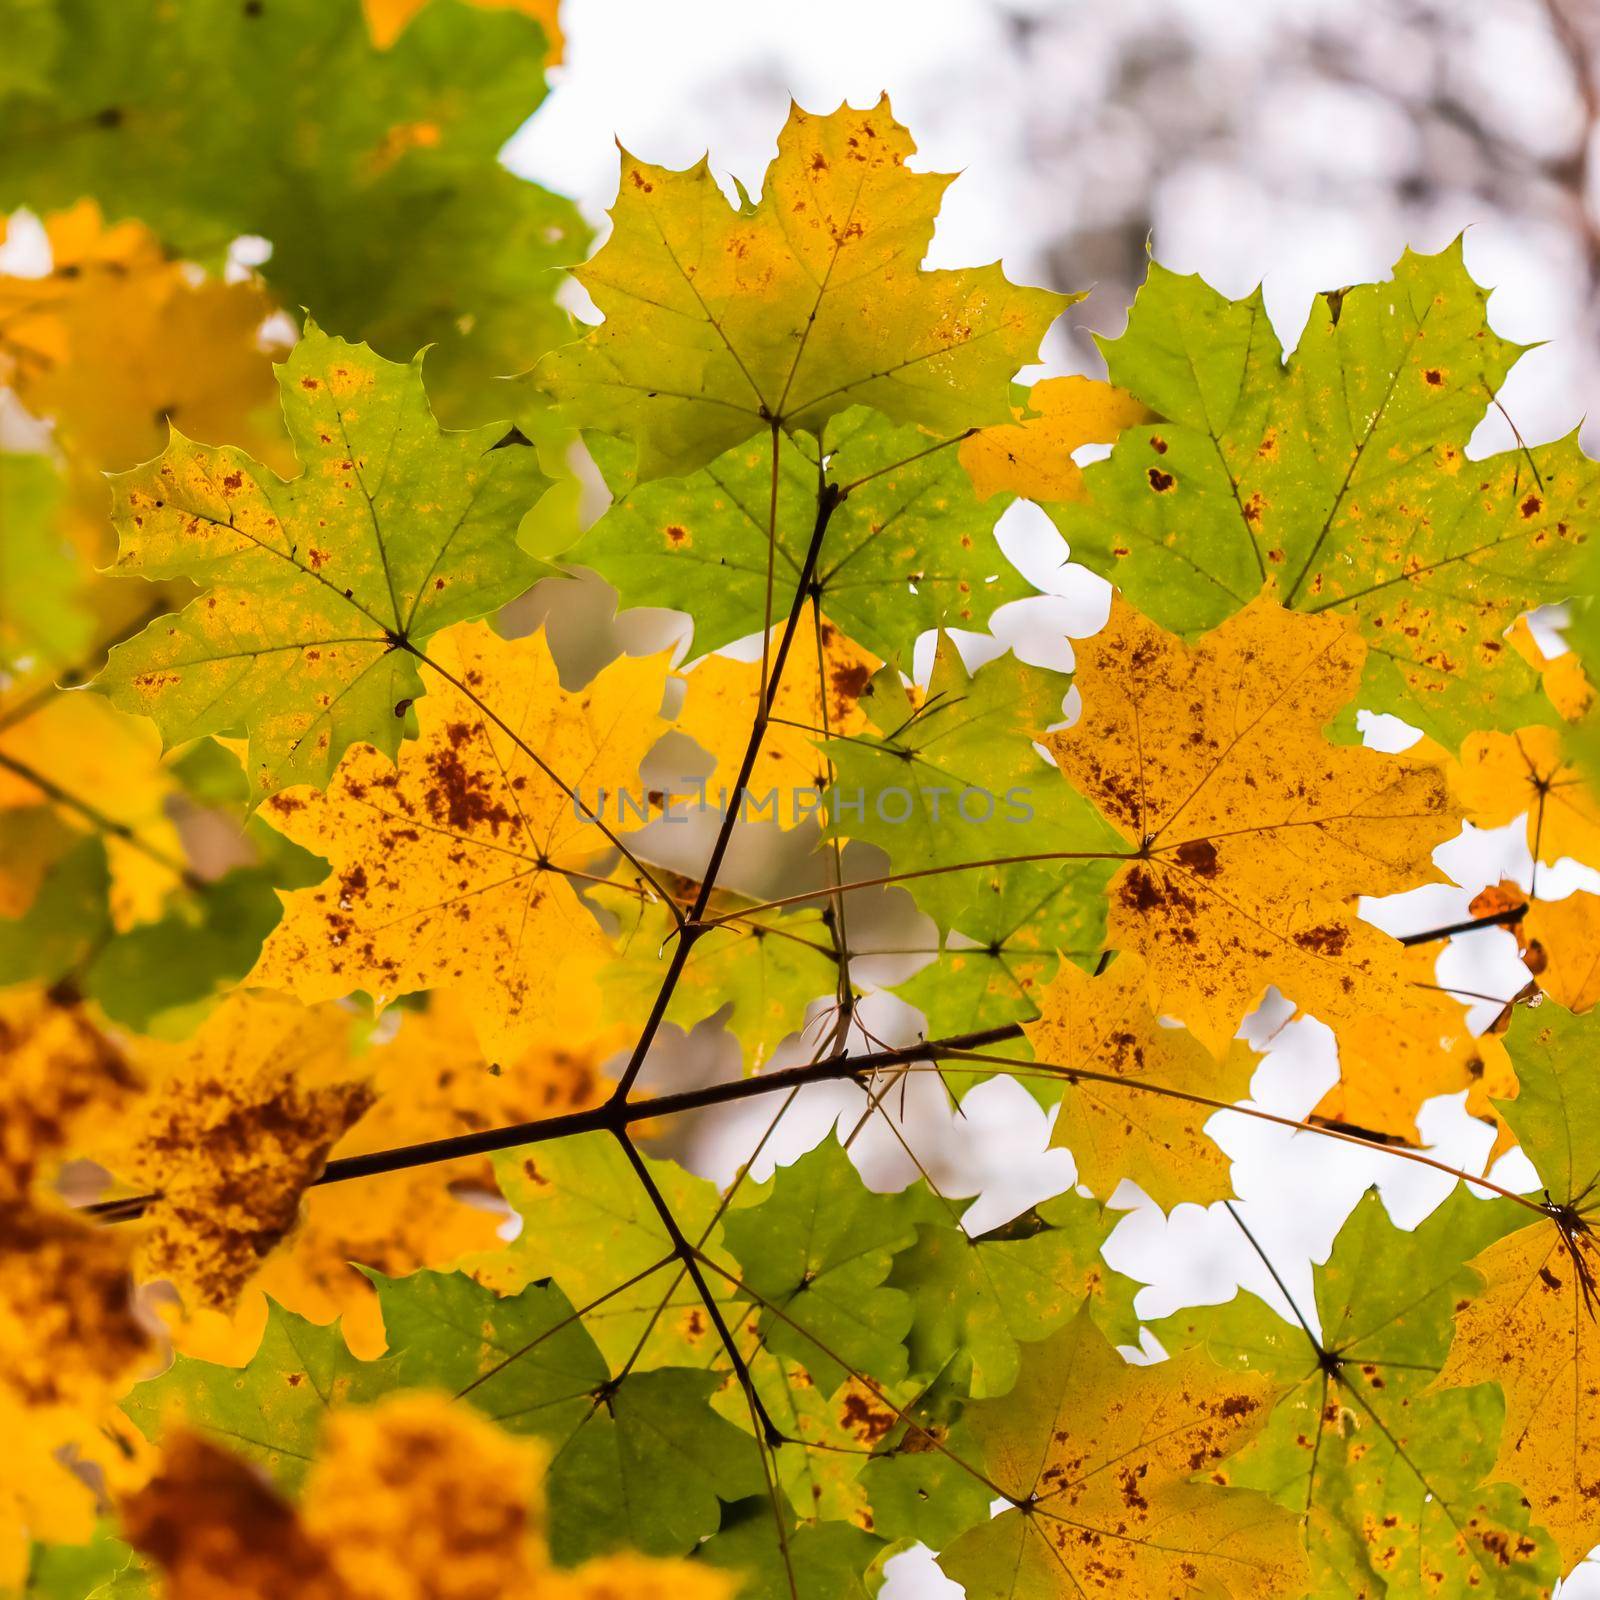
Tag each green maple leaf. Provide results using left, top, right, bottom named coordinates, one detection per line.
left=1054, top=243, right=1597, bottom=740
left=889, top=1192, right=1138, bottom=1397
left=891, top=862, right=1107, bottom=1051
left=1492, top=1003, right=1600, bottom=1201
left=545, top=1366, right=763, bottom=1564
left=595, top=884, right=839, bottom=1072
left=721, top=1138, right=926, bottom=1393
left=535, top=98, right=1067, bottom=480
left=824, top=637, right=1121, bottom=930
left=697, top=1501, right=886, bottom=1600
left=566, top=409, right=1034, bottom=661
left=95, top=327, right=545, bottom=797
left=366, top=1267, right=607, bottom=1439
left=485, top=1131, right=746, bottom=1371
left=0, top=832, right=109, bottom=987
left=373, top=1268, right=760, bottom=1566
left=121, top=1299, right=397, bottom=1492
left=0, top=0, right=583, bottom=420
left=0, top=452, right=90, bottom=682
left=858, top=1356, right=991, bottom=1550
left=1156, top=1189, right=1553, bottom=1598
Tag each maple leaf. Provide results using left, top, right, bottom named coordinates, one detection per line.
left=250, top=623, right=668, bottom=1057
left=958, top=375, right=1155, bottom=503
left=1311, top=942, right=1519, bottom=1151
left=118, top=1429, right=345, bottom=1600
left=0, top=985, right=139, bottom=1199
left=827, top=633, right=1121, bottom=931
left=123, top=1298, right=397, bottom=1494
left=96, top=329, right=546, bottom=798
left=0, top=202, right=287, bottom=475
left=568, top=410, right=1036, bottom=661
left=103, top=991, right=374, bottom=1312
left=0, top=686, right=188, bottom=929
left=721, top=1138, right=924, bottom=1392
left=938, top=1305, right=1309, bottom=1599
left=1048, top=595, right=1461, bottom=1054
left=0, top=0, right=584, bottom=420
left=892, top=862, right=1107, bottom=1045
left=672, top=616, right=879, bottom=824
left=1053, top=245, right=1598, bottom=740
left=477, top=1130, right=742, bottom=1370
left=0, top=451, right=92, bottom=682
left=1457, top=723, right=1600, bottom=869
left=244, top=996, right=611, bottom=1358
left=1159, top=1189, right=1555, bottom=1599
left=536, top=99, right=1071, bottom=479
left=1521, top=892, right=1600, bottom=1013
left=1437, top=1005, right=1600, bottom=1566
left=1019, top=953, right=1256, bottom=1208
left=597, top=885, right=839, bottom=1072
left=0, top=1200, right=150, bottom=1414
left=888, top=1191, right=1139, bottom=1397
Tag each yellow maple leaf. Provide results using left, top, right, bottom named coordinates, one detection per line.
left=1022, top=953, right=1255, bottom=1208
left=1437, top=1219, right=1600, bottom=1567
left=251, top=622, right=669, bottom=1057
left=1522, top=892, right=1600, bottom=1013
left=1048, top=596, right=1460, bottom=1054
left=0, top=687, right=189, bottom=928
left=1457, top=723, right=1600, bottom=869
left=0, top=984, right=141, bottom=1198
left=537, top=98, right=1073, bottom=479
left=940, top=1306, right=1308, bottom=1599
left=1312, top=942, right=1517, bottom=1150
left=0, top=202, right=287, bottom=475
left=959, top=375, right=1155, bottom=503
left=237, top=995, right=615, bottom=1360
left=363, top=0, right=563, bottom=59
left=673, top=616, right=878, bottom=826
left=98, top=991, right=373, bottom=1313
left=0, top=1199, right=151, bottom=1414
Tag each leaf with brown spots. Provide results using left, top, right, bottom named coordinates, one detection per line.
left=97, top=326, right=546, bottom=798
left=535, top=99, right=1071, bottom=480
left=1053, top=244, right=1598, bottom=742
left=938, top=1304, right=1308, bottom=1600
left=121, top=1394, right=738, bottom=1600
left=1521, top=892, right=1600, bottom=1013
left=1437, top=1005, right=1600, bottom=1567
left=1048, top=596, right=1460, bottom=1054
left=1158, top=1188, right=1555, bottom=1600
left=672, top=615, right=879, bottom=825
left=212, top=994, right=615, bottom=1361
left=99, top=991, right=373, bottom=1313
left=250, top=622, right=668, bottom=1058
left=1017, top=953, right=1256, bottom=1208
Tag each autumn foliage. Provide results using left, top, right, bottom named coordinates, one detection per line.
left=4, top=3, right=1600, bottom=1597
